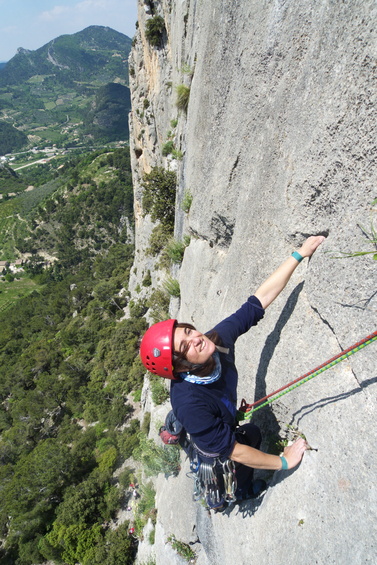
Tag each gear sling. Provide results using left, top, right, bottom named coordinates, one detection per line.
left=160, top=410, right=261, bottom=510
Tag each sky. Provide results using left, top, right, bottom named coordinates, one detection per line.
left=0, top=0, right=138, bottom=62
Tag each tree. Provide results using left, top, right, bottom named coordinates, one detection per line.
left=145, top=16, right=166, bottom=47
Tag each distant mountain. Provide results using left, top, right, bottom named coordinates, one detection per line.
left=0, top=26, right=132, bottom=151
left=0, top=63, right=7, bottom=70
left=0, top=26, right=132, bottom=86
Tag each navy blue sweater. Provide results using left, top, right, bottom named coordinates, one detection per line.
left=170, top=296, right=264, bottom=457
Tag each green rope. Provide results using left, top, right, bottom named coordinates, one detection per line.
left=240, top=332, right=377, bottom=421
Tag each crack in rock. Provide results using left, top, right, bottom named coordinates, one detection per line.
left=311, top=305, right=362, bottom=388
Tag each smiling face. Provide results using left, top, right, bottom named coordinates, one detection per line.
left=173, top=326, right=216, bottom=366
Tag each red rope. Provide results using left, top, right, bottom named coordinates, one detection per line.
left=239, top=330, right=377, bottom=413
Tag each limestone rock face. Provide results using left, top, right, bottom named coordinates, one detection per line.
left=130, top=1, right=377, bottom=564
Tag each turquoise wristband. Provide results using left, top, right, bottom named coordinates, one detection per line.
left=280, top=456, right=288, bottom=470
left=291, top=251, right=303, bottom=262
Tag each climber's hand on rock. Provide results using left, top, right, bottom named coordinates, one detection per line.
left=283, top=437, right=307, bottom=469
left=298, top=235, right=326, bottom=258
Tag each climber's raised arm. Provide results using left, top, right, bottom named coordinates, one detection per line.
left=254, top=235, right=325, bottom=310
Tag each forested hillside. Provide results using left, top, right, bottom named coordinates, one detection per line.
left=85, top=83, right=131, bottom=141
left=0, top=122, right=28, bottom=155
left=0, top=148, right=154, bottom=565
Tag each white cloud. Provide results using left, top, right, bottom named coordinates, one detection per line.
left=76, top=0, right=108, bottom=12
left=0, top=26, right=18, bottom=34
left=39, top=5, right=70, bottom=22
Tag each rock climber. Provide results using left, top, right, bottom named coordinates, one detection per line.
left=140, top=235, right=325, bottom=500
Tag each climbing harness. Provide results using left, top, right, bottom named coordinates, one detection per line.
left=237, top=330, right=377, bottom=421
left=160, top=409, right=237, bottom=510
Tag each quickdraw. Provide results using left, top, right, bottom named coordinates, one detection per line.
left=187, top=446, right=238, bottom=507
left=237, top=330, right=377, bottom=421
left=222, top=460, right=237, bottom=500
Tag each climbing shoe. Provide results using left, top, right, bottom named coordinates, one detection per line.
left=236, top=479, right=267, bottom=501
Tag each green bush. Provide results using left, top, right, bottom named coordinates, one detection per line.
left=171, top=148, right=183, bottom=160
left=90, top=522, right=133, bottom=565
left=142, top=167, right=177, bottom=232
left=147, top=224, right=171, bottom=256
left=126, top=357, right=147, bottom=391
left=129, top=298, right=148, bottom=318
left=166, top=236, right=190, bottom=264
left=141, top=411, right=151, bottom=435
left=145, top=16, right=166, bottom=47
left=133, top=481, right=158, bottom=537
left=150, top=377, right=169, bottom=405
left=138, top=482, right=156, bottom=518
left=181, top=63, right=194, bottom=77
left=142, top=270, right=152, bottom=286
left=181, top=190, right=193, bottom=213
left=168, top=535, right=196, bottom=561
left=149, top=528, right=155, bottom=545
left=118, top=466, right=133, bottom=488
left=132, top=389, right=142, bottom=402
left=176, top=85, right=190, bottom=112
left=162, top=140, right=174, bottom=156
left=146, top=289, right=170, bottom=323
left=133, top=434, right=181, bottom=476
left=117, top=420, right=140, bottom=459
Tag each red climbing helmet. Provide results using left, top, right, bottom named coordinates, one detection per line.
left=140, top=319, right=177, bottom=379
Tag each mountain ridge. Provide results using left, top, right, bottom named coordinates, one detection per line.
left=0, top=25, right=132, bottom=152
left=0, top=25, right=132, bottom=85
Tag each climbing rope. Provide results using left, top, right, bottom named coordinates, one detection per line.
left=237, top=330, right=377, bottom=421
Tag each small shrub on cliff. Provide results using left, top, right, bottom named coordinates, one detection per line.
left=171, top=147, right=183, bottom=160
left=147, top=224, right=170, bottom=256
left=176, top=84, right=190, bottom=112
left=167, top=535, right=196, bottom=561
left=166, top=236, right=190, bottom=264
left=163, top=276, right=180, bottom=298
left=133, top=434, right=180, bottom=476
left=141, top=412, right=151, bottom=435
left=142, top=269, right=152, bottom=286
left=118, top=466, right=133, bottom=488
left=145, top=16, right=166, bottom=47
left=129, top=298, right=148, bottom=318
left=181, top=190, right=193, bottom=213
left=146, top=289, right=170, bottom=323
left=150, top=376, right=169, bottom=405
left=162, top=140, right=174, bottom=156
left=133, top=482, right=157, bottom=538
left=142, top=167, right=177, bottom=233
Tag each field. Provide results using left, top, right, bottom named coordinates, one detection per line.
left=0, top=178, right=62, bottom=260
left=0, top=276, right=39, bottom=313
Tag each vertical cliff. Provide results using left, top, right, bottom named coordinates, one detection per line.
left=129, top=1, right=376, bottom=563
